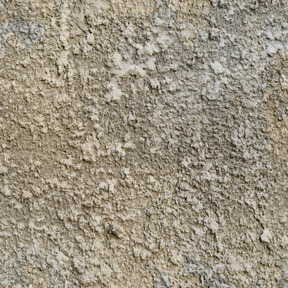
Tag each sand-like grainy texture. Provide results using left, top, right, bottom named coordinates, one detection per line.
left=1, top=0, right=288, bottom=287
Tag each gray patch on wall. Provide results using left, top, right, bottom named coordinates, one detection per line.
left=0, top=18, right=45, bottom=48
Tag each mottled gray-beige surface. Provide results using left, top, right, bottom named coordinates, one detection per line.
left=1, top=0, right=288, bottom=287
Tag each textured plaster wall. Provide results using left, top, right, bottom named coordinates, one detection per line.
left=1, top=0, right=288, bottom=287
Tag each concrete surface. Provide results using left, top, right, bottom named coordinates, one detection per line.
left=1, top=0, right=288, bottom=287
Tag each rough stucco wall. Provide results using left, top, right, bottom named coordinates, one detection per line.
left=1, top=0, right=288, bottom=287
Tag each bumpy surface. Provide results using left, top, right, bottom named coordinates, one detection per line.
left=1, top=0, right=288, bottom=287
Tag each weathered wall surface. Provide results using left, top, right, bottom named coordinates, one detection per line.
left=1, top=0, right=288, bottom=287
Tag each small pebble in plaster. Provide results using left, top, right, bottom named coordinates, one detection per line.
left=260, top=228, right=272, bottom=243
left=87, top=33, right=95, bottom=45
left=210, top=61, right=225, bottom=74
left=105, top=78, right=122, bottom=102
left=0, top=166, right=8, bottom=174
left=161, top=274, right=171, bottom=287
